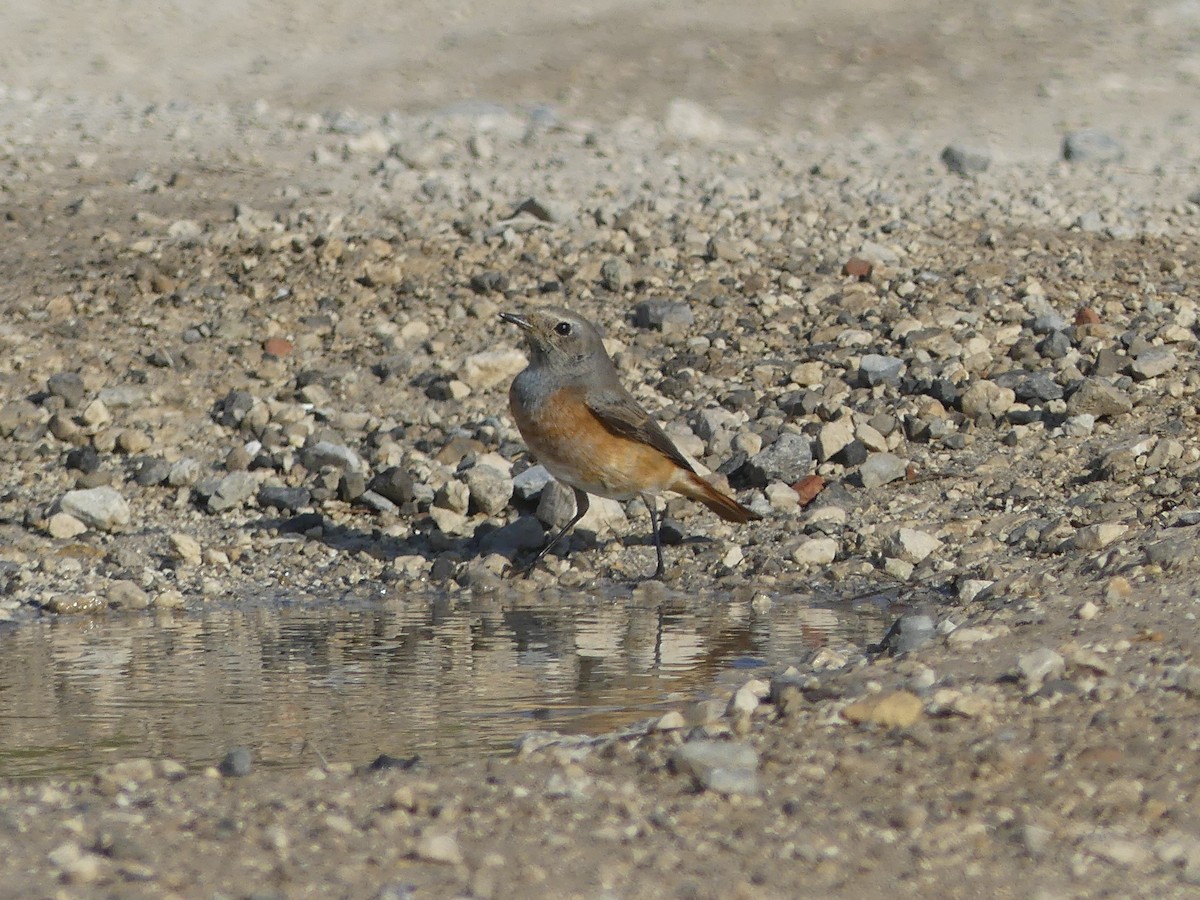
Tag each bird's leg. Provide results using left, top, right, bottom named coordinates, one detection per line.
left=643, top=493, right=665, bottom=580
left=514, top=487, right=591, bottom=578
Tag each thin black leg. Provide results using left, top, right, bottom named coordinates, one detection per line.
left=514, top=487, right=590, bottom=578
left=644, top=493, right=665, bottom=580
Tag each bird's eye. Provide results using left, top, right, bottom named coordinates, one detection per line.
left=555, top=321, right=572, bottom=336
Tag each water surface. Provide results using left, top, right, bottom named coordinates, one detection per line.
left=0, top=586, right=896, bottom=779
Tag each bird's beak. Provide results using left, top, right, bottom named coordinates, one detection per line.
left=499, top=311, right=531, bottom=331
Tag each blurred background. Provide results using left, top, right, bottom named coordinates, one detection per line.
left=4, top=0, right=1198, bottom=156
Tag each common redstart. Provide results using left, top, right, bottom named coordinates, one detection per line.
left=500, top=306, right=761, bottom=578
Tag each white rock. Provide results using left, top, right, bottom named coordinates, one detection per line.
left=429, top=506, right=471, bottom=537
left=415, top=831, right=463, bottom=866
left=887, top=528, right=942, bottom=564
left=664, top=99, right=726, bottom=142
left=765, top=482, right=800, bottom=512
left=80, top=398, right=111, bottom=427
left=957, top=579, right=994, bottom=603
left=1073, top=522, right=1128, bottom=551
left=536, top=482, right=626, bottom=535
left=59, top=487, right=130, bottom=531
left=721, top=544, right=745, bottom=568
left=169, top=533, right=203, bottom=566
left=855, top=422, right=889, bottom=452
left=817, top=417, right=855, bottom=461
left=960, top=381, right=1015, bottom=419
left=461, top=349, right=526, bottom=391
left=791, top=537, right=837, bottom=566
left=728, top=683, right=761, bottom=717
left=1017, top=647, right=1065, bottom=693
left=46, top=512, right=87, bottom=539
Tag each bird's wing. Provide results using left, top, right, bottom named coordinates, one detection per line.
left=584, top=388, right=697, bottom=474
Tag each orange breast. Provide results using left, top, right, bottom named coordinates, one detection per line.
left=511, top=386, right=682, bottom=500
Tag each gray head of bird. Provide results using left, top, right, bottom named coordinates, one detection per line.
left=499, top=306, right=609, bottom=369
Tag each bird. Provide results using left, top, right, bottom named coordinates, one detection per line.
left=500, top=305, right=761, bottom=579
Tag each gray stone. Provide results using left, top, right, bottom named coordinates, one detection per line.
left=167, top=458, right=201, bottom=486
left=338, top=470, right=366, bottom=501
left=1066, top=378, right=1132, bottom=418
left=301, top=440, right=364, bottom=472
left=59, top=486, right=130, bottom=531
left=480, top=516, right=545, bottom=557
left=466, top=464, right=513, bottom=516
left=132, top=457, right=173, bottom=487
left=940, top=144, right=990, bottom=175
left=107, top=579, right=151, bottom=610
left=743, top=433, right=812, bottom=487
left=634, top=299, right=694, bottom=330
left=357, top=491, right=399, bottom=515
left=535, top=480, right=580, bottom=529
left=859, top=354, right=904, bottom=386
left=859, top=452, right=908, bottom=489
left=512, top=464, right=553, bottom=502
left=1072, top=522, right=1128, bottom=550
left=600, top=258, right=633, bottom=292
left=1131, top=347, right=1177, bottom=380
left=535, top=480, right=626, bottom=533
left=218, top=747, right=252, bottom=777
left=1063, top=130, right=1125, bottom=163
left=879, top=613, right=935, bottom=656
left=992, top=371, right=1063, bottom=402
left=672, top=739, right=760, bottom=795
left=207, top=471, right=258, bottom=512
left=258, top=484, right=312, bottom=512
left=1038, top=331, right=1072, bottom=359
left=370, top=467, right=416, bottom=505
left=1017, top=647, right=1065, bottom=693
left=47, top=372, right=86, bottom=407
left=960, top=381, right=1016, bottom=420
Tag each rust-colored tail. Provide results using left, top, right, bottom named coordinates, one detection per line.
left=678, top=472, right=762, bottom=523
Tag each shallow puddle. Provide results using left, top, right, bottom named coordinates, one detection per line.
left=0, top=587, right=898, bottom=779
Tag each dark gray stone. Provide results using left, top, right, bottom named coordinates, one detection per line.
left=743, top=434, right=813, bottom=487
left=940, top=144, right=990, bottom=175
left=65, top=446, right=100, bottom=474
left=47, top=372, right=86, bottom=407
left=370, top=467, right=416, bottom=505
left=1037, top=331, right=1072, bottom=360
left=218, top=747, right=252, bottom=777
left=132, top=457, right=172, bottom=487
left=258, top=484, right=312, bottom=512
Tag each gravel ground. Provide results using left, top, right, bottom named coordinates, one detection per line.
left=3, top=0, right=1200, bottom=896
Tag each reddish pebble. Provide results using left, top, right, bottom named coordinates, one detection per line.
left=905, top=464, right=919, bottom=481
left=792, top=474, right=826, bottom=507
left=1074, top=306, right=1101, bottom=325
left=264, top=337, right=293, bottom=358
left=842, top=257, right=873, bottom=279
